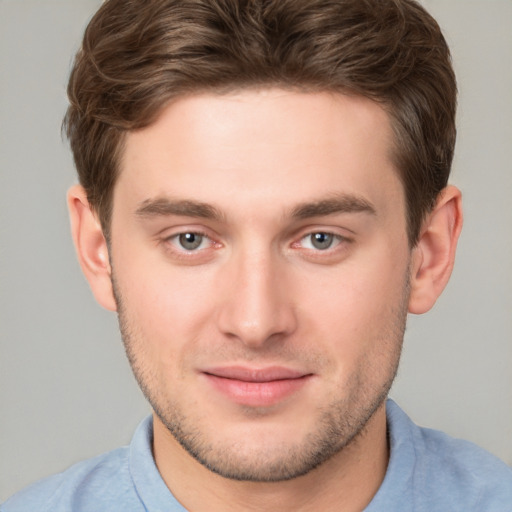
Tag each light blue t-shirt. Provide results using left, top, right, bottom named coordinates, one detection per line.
left=2, top=400, right=512, bottom=511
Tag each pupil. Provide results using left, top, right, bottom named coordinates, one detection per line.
left=312, top=232, right=332, bottom=249
left=179, top=233, right=202, bottom=250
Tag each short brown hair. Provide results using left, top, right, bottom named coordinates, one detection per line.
left=64, top=0, right=456, bottom=245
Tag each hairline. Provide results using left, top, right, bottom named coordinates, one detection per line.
left=96, top=84, right=417, bottom=246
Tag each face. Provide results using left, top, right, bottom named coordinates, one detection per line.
left=109, top=89, right=412, bottom=481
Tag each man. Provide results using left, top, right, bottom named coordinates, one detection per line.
left=2, top=0, right=511, bottom=510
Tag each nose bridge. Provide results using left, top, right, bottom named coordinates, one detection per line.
left=217, top=243, right=296, bottom=347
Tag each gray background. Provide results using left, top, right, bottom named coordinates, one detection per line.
left=1, top=0, right=511, bottom=502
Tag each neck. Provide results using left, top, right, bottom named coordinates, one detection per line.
left=153, top=403, right=389, bottom=512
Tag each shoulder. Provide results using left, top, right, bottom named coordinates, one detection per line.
left=1, top=446, right=142, bottom=512
left=416, top=423, right=512, bottom=507
left=1, top=416, right=181, bottom=512
left=384, top=400, right=512, bottom=511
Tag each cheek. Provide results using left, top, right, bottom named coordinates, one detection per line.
left=299, top=247, right=409, bottom=356
left=113, top=253, right=216, bottom=363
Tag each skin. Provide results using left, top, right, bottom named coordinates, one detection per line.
left=69, top=89, right=462, bottom=511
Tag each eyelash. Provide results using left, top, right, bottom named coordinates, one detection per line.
left=161, top=229, right=352, bottom=261
left=296, top=232, right=345, bottom=251
left=163, top=231, right=216, bottom=255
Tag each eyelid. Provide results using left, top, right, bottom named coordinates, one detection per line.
left=291, top=226, right=353, bottom=245
left=166, top=231, right=211, bottom=251
left=159, top=226, right=222, bottom=260
left=298, top=232, right=343, bottom=250
left=158, top=223, right=216, bottom=241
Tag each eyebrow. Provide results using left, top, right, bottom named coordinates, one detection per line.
left=290, top=194, right=376, bottom=219
left=135, top=193, right=376, bottom=222
left=135, top=198, right=225, bottom=221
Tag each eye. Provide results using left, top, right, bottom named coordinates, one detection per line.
left=170, top=232, right=210, bottom=251
left=301, top=232, right=340, bottom=250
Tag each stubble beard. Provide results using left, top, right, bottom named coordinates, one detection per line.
left=112, top=274, right=408, bottom=483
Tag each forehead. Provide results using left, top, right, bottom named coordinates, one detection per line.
left=115, top=89, right=404, bottom=221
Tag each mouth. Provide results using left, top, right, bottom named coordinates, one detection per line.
left=201, top=366, right=313, bottom=407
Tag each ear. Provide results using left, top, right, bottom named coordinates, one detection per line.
left=67, top=185, right=117, bottom=311
left=408, top=185, right=463, bottom=314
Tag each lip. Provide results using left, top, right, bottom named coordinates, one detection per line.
left=201, top=366, right=313, bottom=407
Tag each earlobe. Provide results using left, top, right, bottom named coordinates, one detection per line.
left=408, top=185, right=463, bottom=314
left=67, top=185, right=117, bottom=312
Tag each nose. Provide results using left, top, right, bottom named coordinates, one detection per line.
left=216, top=248, right=297, bottom=349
